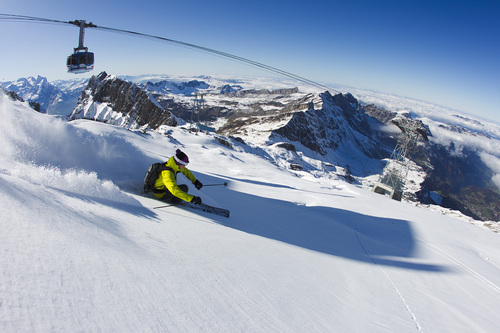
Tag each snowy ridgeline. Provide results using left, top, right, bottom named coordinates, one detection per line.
left=2, top=89, right=500, bottom=332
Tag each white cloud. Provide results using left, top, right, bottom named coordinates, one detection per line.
left=479, top=152, right=500, bottom=190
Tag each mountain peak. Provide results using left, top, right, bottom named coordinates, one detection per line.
left=71, top=72, right=177, bottom=130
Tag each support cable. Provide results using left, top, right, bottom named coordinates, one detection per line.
left=0, top=13, right=339, bottom=93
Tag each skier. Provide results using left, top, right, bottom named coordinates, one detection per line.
left=153, top=149, right=203, bottom=205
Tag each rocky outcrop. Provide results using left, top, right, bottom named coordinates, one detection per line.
left=1, top=88, right=41, bottom=112
left=219, top=91, right=388, bottom=158
left=363, top=103, right=397, bottom=124
left=71, top=72, right=177, bottom=129
left=275, top=92, right=386, bottom=158
left=219, top=84, right=243, bottom=94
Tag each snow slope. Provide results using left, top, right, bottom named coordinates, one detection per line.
left=1, top=91, right=500, bottom=332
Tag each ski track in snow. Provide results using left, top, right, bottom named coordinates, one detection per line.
left=354, top=230, right=423, bottom=333
left=416, top=238, right=500, bottom=294
left=479, top=253, right=500, bottom=271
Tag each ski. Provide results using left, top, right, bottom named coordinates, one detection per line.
left=143, top=192, right=230, bottom=218
left=152, top=200, right=230, bottom=218
left=179, top=202, right=230, bottom=218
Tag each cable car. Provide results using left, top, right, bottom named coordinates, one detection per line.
left=67, top=49, right=94, bottom=73
left=67, top=20, right=95, bottom=74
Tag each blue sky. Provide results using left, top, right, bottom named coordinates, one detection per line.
left=1, top=0, right=499, bottom=123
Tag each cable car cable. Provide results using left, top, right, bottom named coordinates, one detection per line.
left=92, top=24, right=336, bottom=92
left=0, top=13, right=339, bottom=93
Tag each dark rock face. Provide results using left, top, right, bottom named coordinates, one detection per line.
left=363, top=103, right=398, bottom=124
left=273, top=110, right=331, bottom=154
left=219, top=91, right=389, bottom=158
left=71, top=72, right=176, bottom=129
left=2, top=88, right=24, bottom=103
left=322, top=92, right=385, bottom=158
left=276, top=142, right=296, bottom=152
left=416, top=144, right=500, bottom=221
left=1, top=88, right=41, bottom=112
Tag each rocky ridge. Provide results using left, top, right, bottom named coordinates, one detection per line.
left=71, top=72, right=177, bottom=130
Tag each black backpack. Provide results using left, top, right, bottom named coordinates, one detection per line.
left=143, top=162, right=174, bottom=193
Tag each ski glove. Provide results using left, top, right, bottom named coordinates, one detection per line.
left=194, top=180, right=203, bottom=190
left=191, top=196, right=202, bottom=205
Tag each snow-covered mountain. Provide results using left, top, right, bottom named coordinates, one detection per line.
left=70, top=72, right=178, bottom=130
left=1, top=89, right=500, bottom=332
left=0, top=75, right=87, bottom=116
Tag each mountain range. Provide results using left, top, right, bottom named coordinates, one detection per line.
left=2, top=72, right=499, bottom=224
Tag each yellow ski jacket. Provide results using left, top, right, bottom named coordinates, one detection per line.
left=153, top=156, right=197, bottom=202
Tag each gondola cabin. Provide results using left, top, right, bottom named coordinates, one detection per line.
left=67, top=51, right=94, bottom=74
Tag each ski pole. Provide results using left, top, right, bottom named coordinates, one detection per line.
left=203, top=182, right=228, bottom=187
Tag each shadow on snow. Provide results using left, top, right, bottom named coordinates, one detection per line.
left=196, top=174, right=449, bottom=272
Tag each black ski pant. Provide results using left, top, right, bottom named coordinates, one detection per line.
left=160, top=184, right=189, bottom=204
